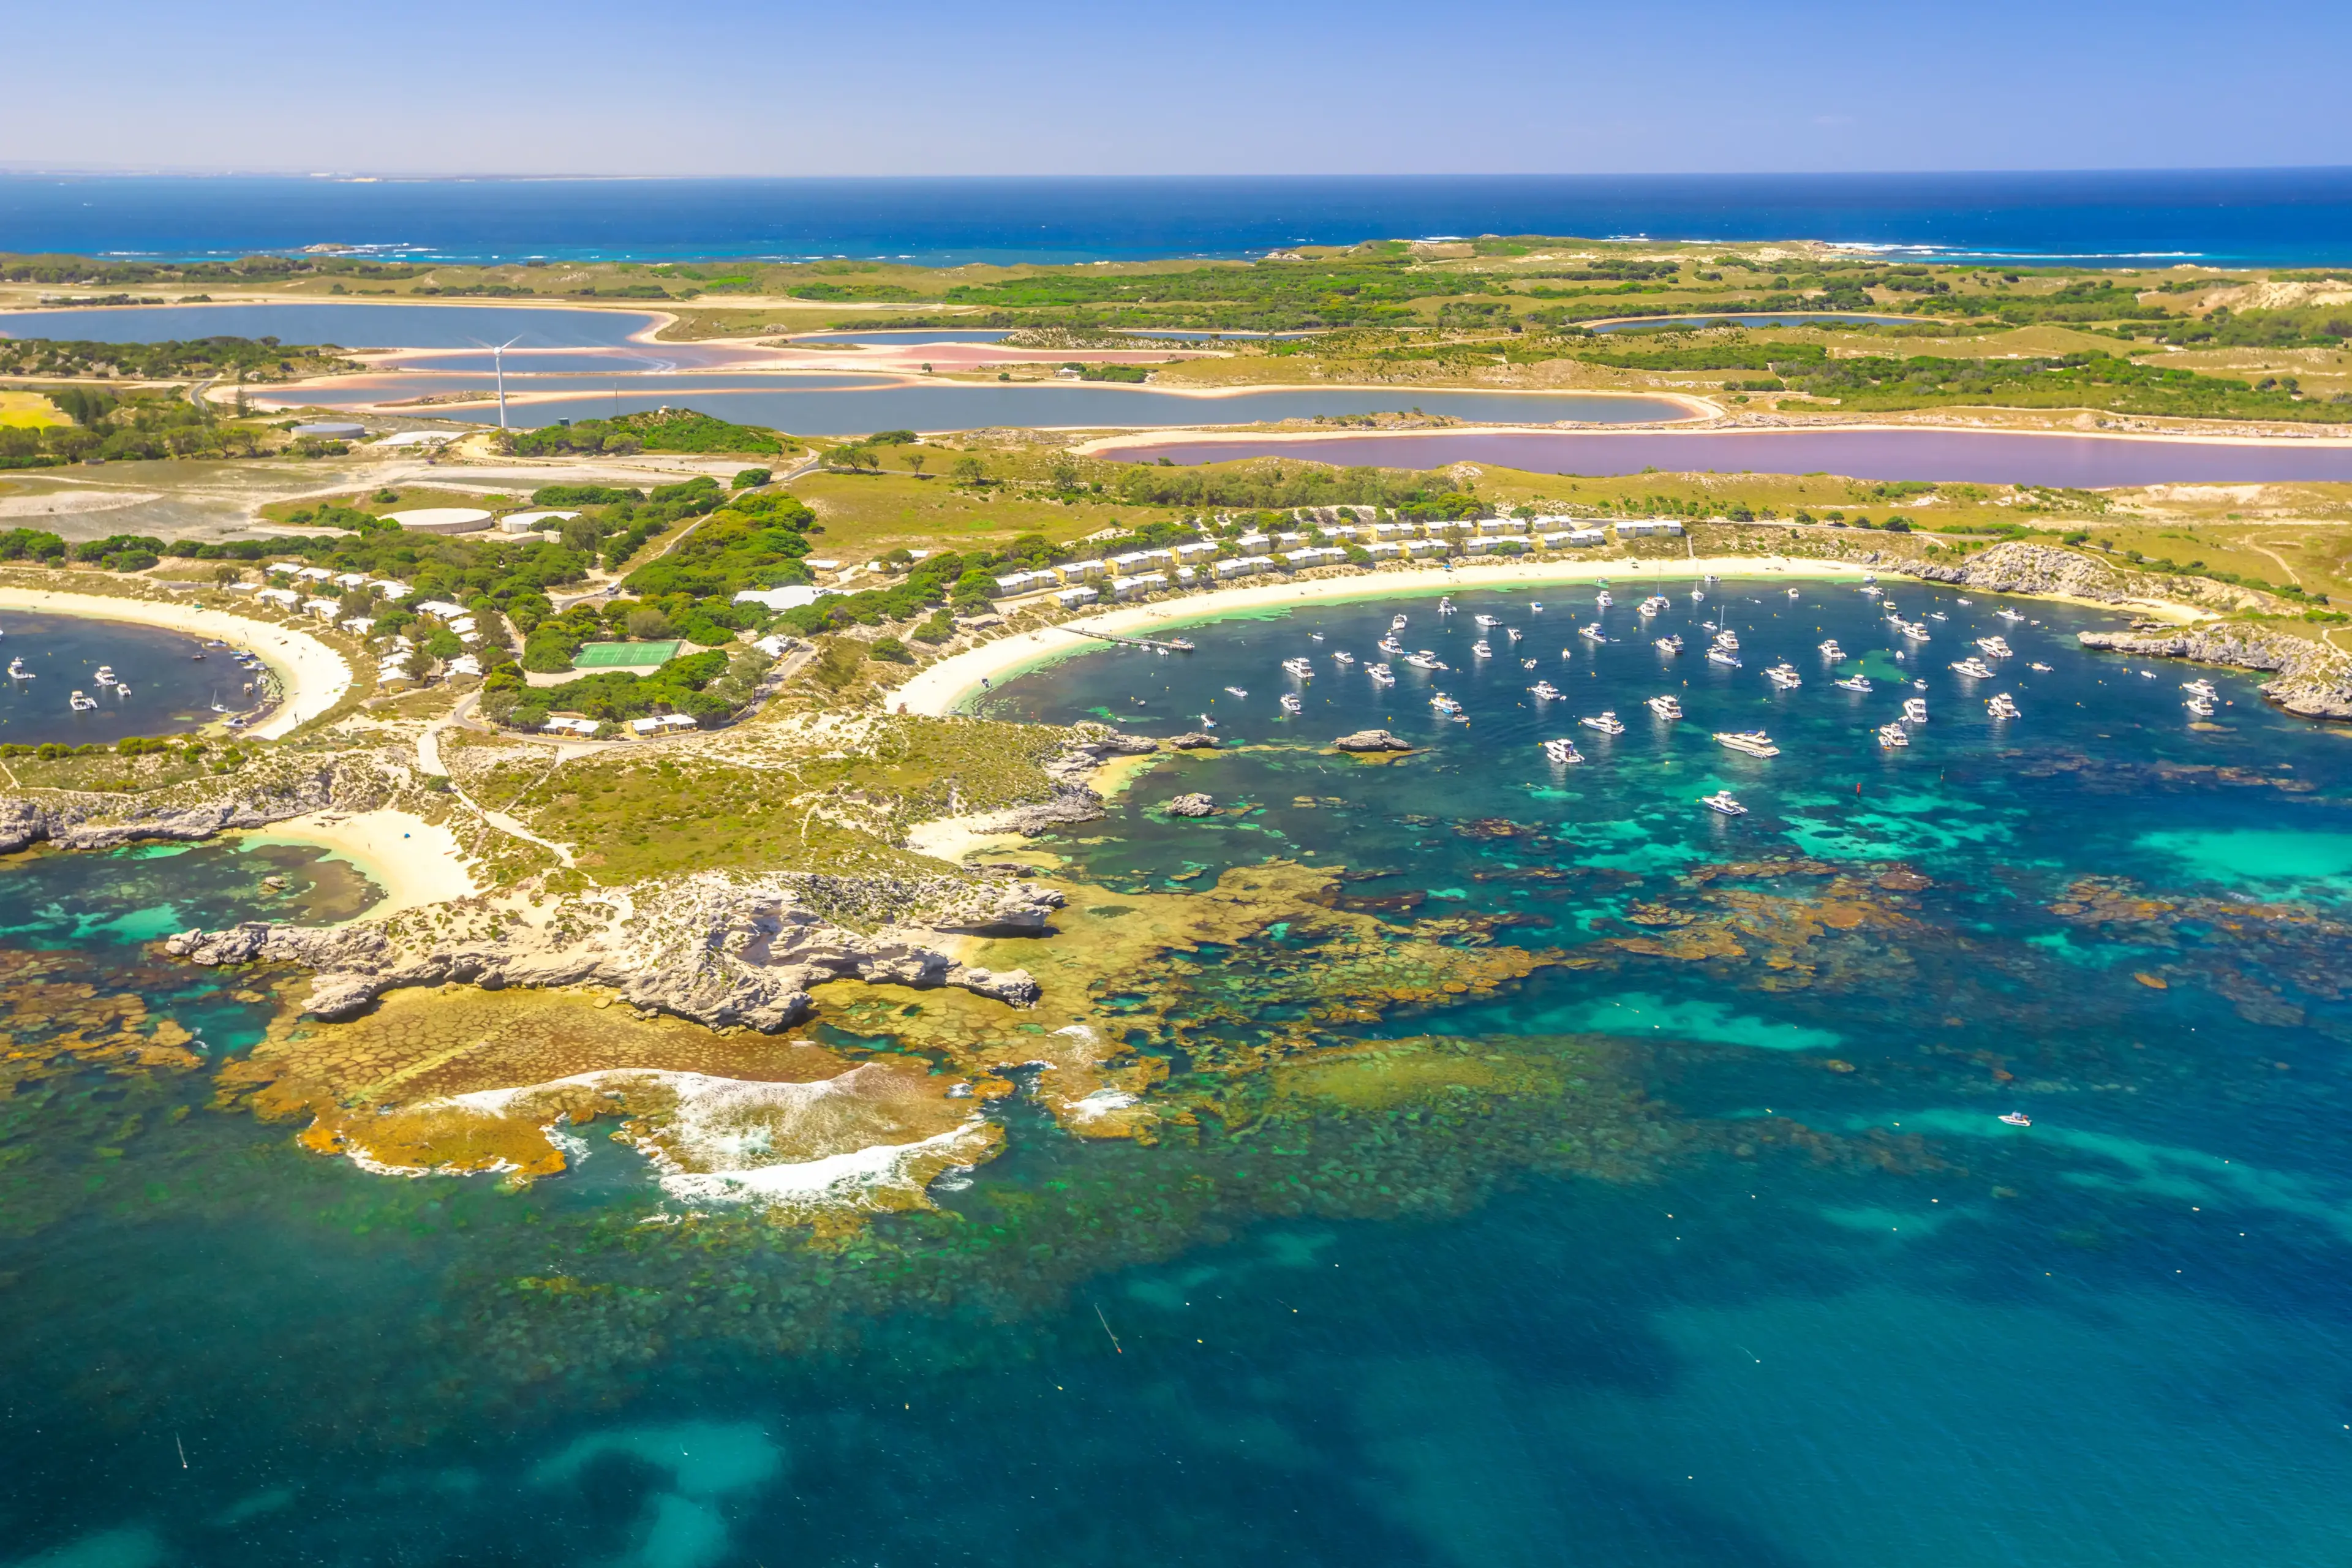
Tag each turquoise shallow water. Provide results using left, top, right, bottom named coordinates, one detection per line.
left=7, top=578, right=2352, bottom=1566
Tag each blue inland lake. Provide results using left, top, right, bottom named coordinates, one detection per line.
left=6, top=575, right=2352, bottom=1564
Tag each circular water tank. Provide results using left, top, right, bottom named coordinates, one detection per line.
left=386, top=507, right=494, bottom=535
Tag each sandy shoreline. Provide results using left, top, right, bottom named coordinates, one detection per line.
left=0, top=586, right=355, bottom=739
left=241, top=806, right=477, bottom=916
left=1079, top=416, right=2352, bottom=457
left=890, top=555, right=1868, bottom=717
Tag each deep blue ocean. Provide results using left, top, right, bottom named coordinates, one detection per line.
left=5, top=170, right=2351, bottom=266
left=7, top=576, right=2352, bottom=1565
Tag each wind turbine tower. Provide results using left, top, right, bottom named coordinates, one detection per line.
left=474, top=337, right=523, bottom=430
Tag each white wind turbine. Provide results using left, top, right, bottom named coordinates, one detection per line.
left=471, top=336, right=524, bottom=430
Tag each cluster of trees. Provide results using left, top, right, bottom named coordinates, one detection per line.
left=941, top=254, right=1510, bottom=331
left=502, top=409, right=785, bottom=458
left=0, top=390, right=279, bottom=467
left=481, top=646, right=769, bottom=731
left=1105, top=459, right=1487, bottom=514
left=0, top=335, right=348, bottom=381
left=619, top=489, right=816, bottom=599
left=2133, top=306, right=2352, bottom=349
left=1779, top=351, right=2342, bottom=420
left=0, top=252, right=420, bottom=285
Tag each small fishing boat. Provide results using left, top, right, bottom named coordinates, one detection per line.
left=1579, top=624, right=1608, bottom=643
left=1530, top=601, right=1544, bottom=613
left=1903, top=696, right=1929, bottom=723
left=1646, top=695, right=1683, bottom=720
left=1438, top=598, right=1455, bottom=616
left=1699, top=790, right=1747, bottom=816
left=2030, top=662, right=2053, bottom=673
left=1877, top=722, right=1910, bottom=748
left=1197, top=715, right=1218, bottom=728
left=1580, top=710, right=1626, bottom=736
left=1521, top=658, right=1538, bottom=670
left=1225, top=686, right=1249, bottom=698
left=1430, top=693, right=1464, bottom=716
left=1594, top=591, right=1613, bottom=608
left=1929, top=611, right=1948, bottom=622
left=1714, top=729, right=1779, bottom=758
left=1543, top=737, right=1583, bottom=764
left=1310, top=632, right=1324, bottom=642
left=6, top=657, right=29, bottom=679
left=1786, top=587, right=1800, bottom=598
left=1392, top=614, right=1409, bottom=630
left=1505, top=627, right=1522, bottom=643
left=1999, top=1111, right=2032, bottom=1127
left=1997, top=608, right=2024, bottom=622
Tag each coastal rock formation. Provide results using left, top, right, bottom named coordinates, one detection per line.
left=1902, top=540, right=2287, bottom=617
left=1165, top=793, right=1216, bottom=817
left=1166, top=732, right=1220, bottom=749
left=0, top=763, right=359, bottom=854
left=972, top=722, right=1164, bottom=836
left=1333, top=729, right=1415, bottom=752
left=2077, top=626, right=2352, bottom=718
left=167, top=870, right=1059, bottom=1030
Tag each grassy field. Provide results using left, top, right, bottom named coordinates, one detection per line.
left=254, top=484, right=533, bottom=525
left=0, top=390, right=65, bottom=429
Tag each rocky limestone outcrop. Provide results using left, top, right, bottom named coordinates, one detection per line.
left=1901, top=540, right=2285, bottom=617
left=1333, top=729, right=1415, bottom=752
left=0, top=763, right=357, bottom=854
left=167, top=870, right=1062, bottom=1030
left=1166, top=732, right=1220, bottom=749
left=1165, top=793, right=1216, bottom=817
left=2078, top=626, right=2352, bottom=719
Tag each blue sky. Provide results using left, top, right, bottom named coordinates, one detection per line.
left=7, top=0, right=2350, bottom=176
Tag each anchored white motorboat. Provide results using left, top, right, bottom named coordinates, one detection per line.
left=1528, top=680, right=1562, bottom=699
left=1877, top=723, right=1910, bottom=748
left=1332, top=650, right=1355, bottom=666
left=1950, top=657, right=1996, bottom=679
left=1700, top=790, right=1747, bottom=816
left=1581, top=710, right=1626, bottom=736
left=1471, top=640, right=1493, bottom=658
left=1706, top=647, right=1742, bottom=668
left=1639, top=595, right=1671, bottom=616
left=1902, top=696, right=1929, bottom=723
left=1402, top=650, right=1447, bottom=670
left=69, top=689, right=97, bottom=711
left=1282, top=657, right=1315, bottom=678
left=1580, top=624, right=1608, bottom=643
left=1819, top=639, right=1844, bottom=660
left=1430, top=693, right=1464, bottom=716
left=1280, top=693, right=1303, bottom=714
left=1646, top=695, right=1683, bottom=720
left=1714, top=729, right=1780, bottom=758
left=1766, top=663, right=1803, bottom=690
left=1476, top=613, right=1502, bottom=628
left=1655, top=635, right=1684, bottom=655
left=1368, top=663, right=1396, bottom=686
left=1225, top=686, right=1248, bottom=698
left=1543, top=737, right=1583, bottom=764
left=1976, top=636, right=2014, bottom=658
left=1835, top=673, right=1873, bottom=693
left=1986, top=692, right=2021, bottom=720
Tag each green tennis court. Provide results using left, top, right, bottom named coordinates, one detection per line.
left=571, top=639, right=682, bottom=669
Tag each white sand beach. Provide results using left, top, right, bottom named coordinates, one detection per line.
left=0, top=586, right=355, bottom=739
left=890, top=554, right=1868, bottom=717
left=242, top=807, right=477, bottom=916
